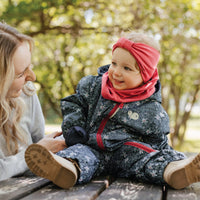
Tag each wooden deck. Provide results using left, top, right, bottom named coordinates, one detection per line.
left=1, top=174, right=200, bottom=200
left=1, top=152, right=200, bottom=200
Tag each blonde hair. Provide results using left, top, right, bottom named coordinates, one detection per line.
left=121, top=31, right=161, bottom=52
left=0, top=22, right=34, bottom=154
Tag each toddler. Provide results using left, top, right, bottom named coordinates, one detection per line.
left=25, top=31, right=200, bottom=190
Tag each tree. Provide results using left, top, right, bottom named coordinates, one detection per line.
left=1, top=0, right=200, bottom=146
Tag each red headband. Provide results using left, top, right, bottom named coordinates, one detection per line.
left=112, top=37, right=160, bottom=83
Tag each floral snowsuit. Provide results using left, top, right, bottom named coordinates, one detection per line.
left=57, top=65, right=185, bottom=185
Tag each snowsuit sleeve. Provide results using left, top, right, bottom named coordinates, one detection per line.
left=61, top=75, right=96, bottom=144
left=135, top=100, right=171, bottom=150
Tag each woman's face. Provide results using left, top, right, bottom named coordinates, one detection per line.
left=7, top=42, right=36, bottom=98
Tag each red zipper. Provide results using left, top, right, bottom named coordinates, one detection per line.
left=96, top=103, right=123, bottom=150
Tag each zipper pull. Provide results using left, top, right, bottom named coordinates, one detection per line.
left=119, top=103, right=124, bottom=109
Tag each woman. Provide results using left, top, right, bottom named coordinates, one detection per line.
left=0, top=22, right=66, bottom=180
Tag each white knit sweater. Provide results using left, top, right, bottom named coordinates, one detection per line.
left=0, top=92, right=45, bottom=180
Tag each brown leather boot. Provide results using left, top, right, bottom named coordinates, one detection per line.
left=164, top=153, right=200, bottom=189
left=25, top=143, right=78, bottom=189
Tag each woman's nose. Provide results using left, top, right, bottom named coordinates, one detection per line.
left=25, top=68, right=36, bottom=82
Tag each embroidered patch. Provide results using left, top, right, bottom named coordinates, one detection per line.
left=128, top=111, right=139, bottom=120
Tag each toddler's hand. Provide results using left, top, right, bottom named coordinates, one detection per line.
left=64, top=126, right=89, bottom=146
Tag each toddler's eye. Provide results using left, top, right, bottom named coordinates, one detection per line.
left=124, top=66, right=131, bottom=71
left=112, top=62, right=117, bottom=66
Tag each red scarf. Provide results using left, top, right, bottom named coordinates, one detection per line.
left=101, top=71, right=158, bottom=102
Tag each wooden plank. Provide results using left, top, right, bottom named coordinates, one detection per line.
left=19, top=176, right=110, bottom=200
left=0, top=177, right=50, bottom=200
left=95, top=178, right=163, bottom=200
left=167, top=182, right=200, bottom=200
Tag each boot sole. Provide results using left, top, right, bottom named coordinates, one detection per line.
left=25, top=143, right=77, bottom=189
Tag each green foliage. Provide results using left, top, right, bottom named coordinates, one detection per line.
left=1, top=0, right=200, bottom=147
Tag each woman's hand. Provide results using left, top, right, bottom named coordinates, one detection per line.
left=37, top=131, right=67, bottom=153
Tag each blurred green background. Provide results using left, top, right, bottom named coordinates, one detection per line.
left=1, top=0, right=200, bottom=152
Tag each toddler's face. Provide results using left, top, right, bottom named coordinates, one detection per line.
left=108, top=47, right=143, bottom=90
